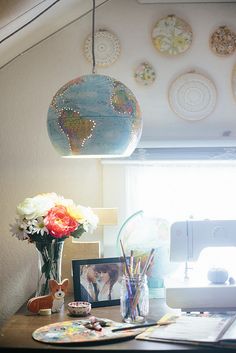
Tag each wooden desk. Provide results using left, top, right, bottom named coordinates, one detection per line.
left=0, top=298, right=226, bottom=352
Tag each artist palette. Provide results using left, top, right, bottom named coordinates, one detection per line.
left=32, top=318, right=144, bottom=344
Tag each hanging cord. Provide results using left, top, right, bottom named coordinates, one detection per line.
left=92, top=0, right=96, bottom=74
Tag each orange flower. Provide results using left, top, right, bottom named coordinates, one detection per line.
left=44, top=205, right=78, bottom=238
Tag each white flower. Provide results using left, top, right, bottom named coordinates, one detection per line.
left=56, top=195, right=74, bottom=207
left=17, top=198, right=38, bottom=220
left=27, top=217, right=49, bottom=236
left=12, top=193, right=99, bottom=242
left=10, top=220, right=29, bottom=241
left=78, top=206, right=99, bottom=232
left=32, top=194, right=55, bottom=217
left=16, top=194, right=55, bottom=220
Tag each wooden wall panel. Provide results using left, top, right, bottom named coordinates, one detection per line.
left=62, top=239, right=100, bottom=294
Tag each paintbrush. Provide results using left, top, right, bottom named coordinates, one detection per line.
left=112, top=319, right=175, bottom=332
left=131, top=248, right=155, bottom=312
left=120, top=240, right=136, bottom=320
left=130, top=249, right=134, bottom=277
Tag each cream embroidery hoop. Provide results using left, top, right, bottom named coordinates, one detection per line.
left=210, top=26, right=236, bottom=57
left=152, top=15, right=193, bottom=56
left=84, top=29, right=121, bottom=67
left=232, top=63, right=236, bottom=101
left=168, top=72, right=217, bottom=121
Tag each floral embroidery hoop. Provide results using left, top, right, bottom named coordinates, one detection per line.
left=210, top=26, right=236, bottom=57
left=168, top=72, right=217, bottom=121
left=84, top=29, right=121, bottom=67
left=152, top=15, right=193, bottom=56
left=134, top=62, right=156, bottom=86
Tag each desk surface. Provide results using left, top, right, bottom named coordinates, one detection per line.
left=0, top=298, right=226, bottom=352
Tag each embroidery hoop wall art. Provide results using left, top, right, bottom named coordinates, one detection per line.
left=134, top=62, right=156, bottom=86
left=168, top=72, right=217, bottom=121
left=84, top=29, right=121, bottom=67
left=210, top=26, right=236, bottom=57
left=152, top=15, right=193, bottom=56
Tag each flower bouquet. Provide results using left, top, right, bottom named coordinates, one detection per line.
left=11, top=192, right=98, bottom=296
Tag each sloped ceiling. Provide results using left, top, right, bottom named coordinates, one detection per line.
left=138, top=0, right=236, bottom=2
left=0, top=0, right=235, bottom=148
left=0, top=0, right=108, bottom=69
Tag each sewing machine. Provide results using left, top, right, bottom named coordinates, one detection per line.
left=165, top=220, right=236, bottom=312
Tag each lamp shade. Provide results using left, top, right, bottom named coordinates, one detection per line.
left=47, top=74, right=142, bottom=158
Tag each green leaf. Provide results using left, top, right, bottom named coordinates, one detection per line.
left=71, top=226, right=85, bottom=239
left=41, top=262, right=48, bottom=274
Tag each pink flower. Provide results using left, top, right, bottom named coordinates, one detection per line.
left=44, top=205, right=78, bottom=238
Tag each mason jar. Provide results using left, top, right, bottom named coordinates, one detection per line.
left=120, top=274, right=149, bottom=323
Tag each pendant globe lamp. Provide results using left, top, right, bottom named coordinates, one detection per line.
left=47, top=1, right=142, bottom=158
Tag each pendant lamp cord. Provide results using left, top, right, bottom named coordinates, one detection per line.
left=92, top=0, right=96, bottom=74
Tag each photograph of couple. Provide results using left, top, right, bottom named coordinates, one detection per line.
left=79, top=262, right=122, bottom=303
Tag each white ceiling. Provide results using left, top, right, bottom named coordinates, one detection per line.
left=1, top=0, right=235, bottom=70
left=138, top=0, right=236, bottom=2
left=0, top=0, right=108, bottom=69
left=0, top=0, right=235, bottom=148
left=0, top=0, right=43, bottom=29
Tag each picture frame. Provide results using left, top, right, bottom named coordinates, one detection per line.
left=72, top=257, right=125, bottom=307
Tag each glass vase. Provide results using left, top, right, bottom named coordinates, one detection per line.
left=35, top=239, right=64, bottom=296
left=120, top=274, right=149, bottom=323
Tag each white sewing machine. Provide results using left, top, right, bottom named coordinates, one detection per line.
left=165, top=220, right=236, bottom=312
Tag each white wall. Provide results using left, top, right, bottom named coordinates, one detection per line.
left=0, top=0, right=236, bottom=325
left=0, top=4, right=104, bottom=324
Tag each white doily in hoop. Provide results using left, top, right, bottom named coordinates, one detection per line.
left=168, top=72, right=217, bottom=121
left=84, top=30, right=121, bottom=67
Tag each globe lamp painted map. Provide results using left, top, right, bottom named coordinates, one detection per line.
left=47, top=74, right=142, bottom=157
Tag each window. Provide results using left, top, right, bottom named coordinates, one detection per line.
left=125, top=161, right=236, bottom=284
left=126, top=161, right=236, bottom=222
left=102, top=159, right=236, bottom=291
